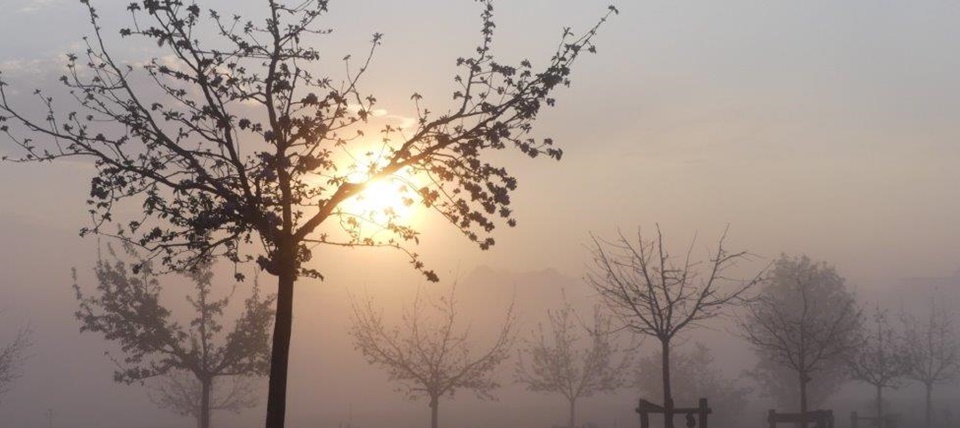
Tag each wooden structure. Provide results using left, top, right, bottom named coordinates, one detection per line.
left=767, top=409, right=834, bottom=428
left=850, top=411, right=899, bottom=428
left=636, top=398, right=711, bottom=428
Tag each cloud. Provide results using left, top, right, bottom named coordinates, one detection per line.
left=345, top=104, right=417, bottom=130
left=0, top=59, right=47, bottom=75
left=17, top=0, right=59, bottom=14
left=0, top=57, right=67, bottom=88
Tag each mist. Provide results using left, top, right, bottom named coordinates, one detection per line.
left=2, top=1, right=960, bottom=428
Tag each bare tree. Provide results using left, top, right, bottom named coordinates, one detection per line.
left=846, top=306, right=907, bottom=423
left=515, top=299, right=631, bottom=428
left=0, top=2, right=616, bottom=425
left=738, top=254, right=861, bottom=428
left=350, top=285, right=515, bottom=428
left=150, top=369, right=260, bottom=428
left=744, top=345, right=847, bottom=411
left=0, top=324, right=31, bottom=403
left=900, top=299, right=960, bottom=428
left=586, top=225, right=761, bottom=428
left=74, top=245, right=274, bottom=428
left=636, top=342, right=750, bottom=428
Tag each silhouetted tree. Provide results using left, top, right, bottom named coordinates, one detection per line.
left=0, top=324, right=30, bottom=403
left=636, top=342, right=750, bottom=428
left=0, top=1, right=616, bottom=426
left=74, top=246, right=274, bottom=428
left=586, top=226, right=761, bottom=428
left=738, top=255, right=861, bottom=428
left=900, top=299, right=960, bottom=428
left=847, top=306, right=907, bottom=422
left=515, top=300, right=631, bottom=428
left=150, top=370, right=260, bottom=428
left=350, top=285, right=515, bottom=428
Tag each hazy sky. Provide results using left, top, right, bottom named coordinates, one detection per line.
left=1, top=0, right=959, bottom=427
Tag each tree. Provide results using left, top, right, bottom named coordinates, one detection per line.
left=846, top=306, right=907, bottom=423
left=900, top=299, right=960, bottom=428
left=586, top=225, right=761, bottom=428
left=74, top=245, right=274, bottom=428
left=150, top=370, right=261, bottom=428
left=738, top=254, right=861, bottom=428
left=0, top=324, right=31, bottom=403
left=0, top=2, right=616, bottom=426
left=515, top=300, right=631, bottom=428
left=349, top=285, right=515, bottom=428
left=744, top=348, right=847, bottom=411
left=636, top=342, right=750, bottom=428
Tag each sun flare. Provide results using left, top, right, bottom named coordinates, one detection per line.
left=343, top=168, right=423, bottom=228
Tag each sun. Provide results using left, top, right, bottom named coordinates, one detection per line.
left=343, top=168, right=423, bottom=228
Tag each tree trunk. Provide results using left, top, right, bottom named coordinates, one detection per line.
left=876, top=384, right=883, bottom=422
left=924, top=382, right=933, bottom=428
left=568, top=397, right=577, bottom=428
left=799, top=371, right=808, bottom=428
left=661, top=339, right=674, bottom=428
left=200, top=377, right=212, bottom=428
left=430, top=395, right=440, bottom=428
left=265, top=247, right=296, bottom=428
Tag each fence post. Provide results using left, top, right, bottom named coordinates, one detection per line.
left=851, top=411, right=858, bottom=428
left=698, top=398, right=708, bottom=428
left=638, top=401, right=649, bottom=428
left=768, top=409, right=776, bottom=428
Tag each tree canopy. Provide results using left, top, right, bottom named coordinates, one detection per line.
left=846, top=307, right=907, bottom=420
left=0, top=2, right=615, bottom=425
left=515, top=301, right=630, bottom=428
left=350, top=285, right=515, bottom=428
left=739, top=254, right=861, bottom=425
left=587, top=225, right=761, bottom=428
left=0, top=323, right=30, bottom=404
left=74, top=245, right=274, bottom=428
left=900, top=299, right=960, bottom=428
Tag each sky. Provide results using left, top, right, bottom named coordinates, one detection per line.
left=1, top=0, right=960, bottom=427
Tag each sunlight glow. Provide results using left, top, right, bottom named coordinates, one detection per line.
left=343, top=167, right=423, bottom=229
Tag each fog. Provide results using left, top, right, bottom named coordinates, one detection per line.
left=2, top=0, right=960, bottom=427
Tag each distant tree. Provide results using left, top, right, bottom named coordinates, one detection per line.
left=515, top=300, right=631, bottom=428
left=0, top=323, right=31, bottom=403
left=636, top=342, right=750, bottom=428
left=586, top=225, right=762, bottom=428
left=150, top=369, right=260, bottom=428
left=900, top=299, right=960, bottom=428
left=738, top=255, right=861, bottom=428
left=350, top=285, right=515, bottom=428
left=744, top=348, right=847, bottom=411
left=74, top=245, right=274, bottom=428
left=846, top=306, right=907, bottom=422
left=0, top=1, right=616, bottom=426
